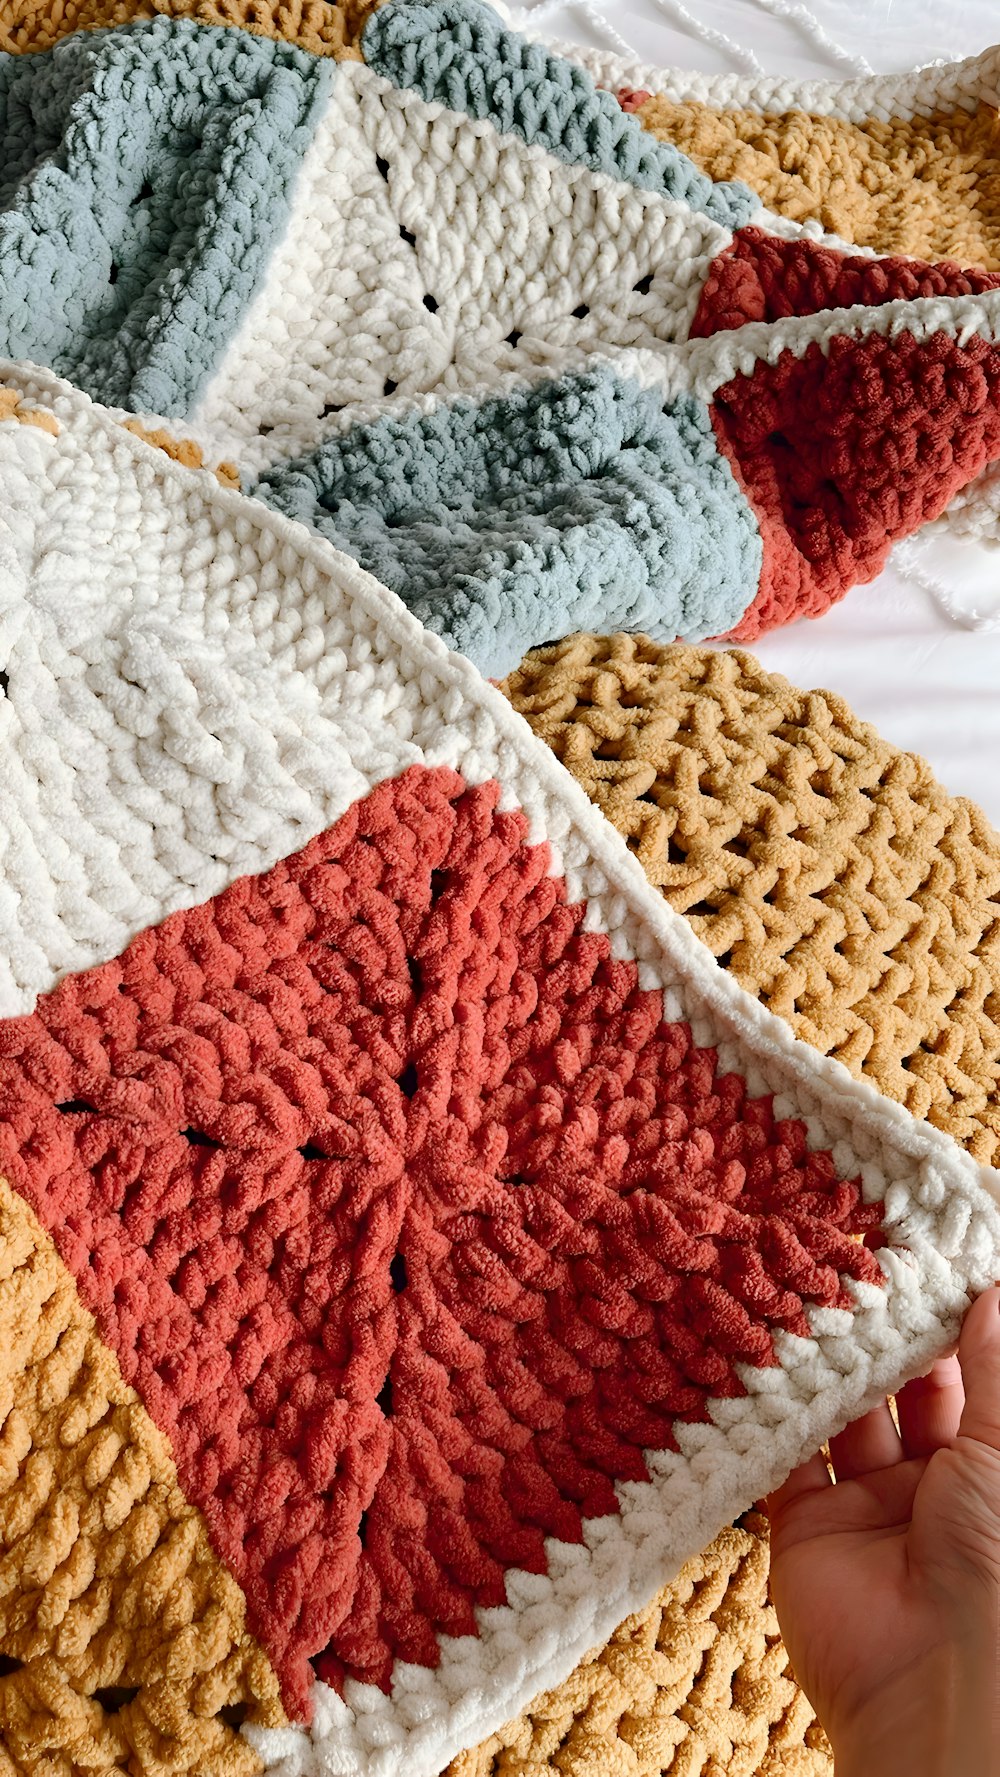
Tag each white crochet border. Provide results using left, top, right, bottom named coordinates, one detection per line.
left=522, top=25, right=1000, bottom=557
left=529, top=32, right=1000, bottom=123
left=4, top=365, right=1000, bottom=1777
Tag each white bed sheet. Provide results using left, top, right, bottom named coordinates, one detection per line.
left=509, top=0, right=1000, bottom=823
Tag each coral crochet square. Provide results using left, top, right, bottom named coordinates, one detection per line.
left=0, top=766, right=882, bottom=1716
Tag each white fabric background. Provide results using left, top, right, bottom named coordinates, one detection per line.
left=508, top=0, right=1000, bottom=825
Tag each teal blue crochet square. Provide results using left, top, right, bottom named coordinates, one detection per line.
left=250, top=369, right=763, bottom=677
left=0, top=19, right=330, bottom=415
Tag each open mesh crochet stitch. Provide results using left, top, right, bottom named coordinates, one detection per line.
left=503, top=637, right=1000, bottom=1164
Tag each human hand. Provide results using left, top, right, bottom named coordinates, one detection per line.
left=766, top=1285, right=1000, bottom=1777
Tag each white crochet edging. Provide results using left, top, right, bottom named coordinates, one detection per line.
left=537, top=286, right=1000, bottom=416
left=5, top=362, right=1000, bottom=1776
left=923, top=460, right=1000, bottom=547
left=657, top=284, right=1000, bottom=404
left=528, top=31, right=1000, bottom=122
left=249, top=1266, right=991, bottom=1777
left=756, top=205, right=880, bottom=257
left=535, top=21, right=1000, bottom=565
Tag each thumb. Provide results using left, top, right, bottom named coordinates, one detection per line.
left=957, top=1286, right=1000, bottom=1451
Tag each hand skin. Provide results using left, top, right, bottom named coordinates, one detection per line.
left=766, top=1286, right=1000, bottom=1777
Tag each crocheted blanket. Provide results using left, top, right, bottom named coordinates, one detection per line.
left=5, top=2, right=1000, bottom=673
left=2, top=359, right=1000, bottom=1777
left=5, top=7, right=1000, bottom=1775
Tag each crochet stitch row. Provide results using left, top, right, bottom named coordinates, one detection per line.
left=560, top=36, right=1000, bottom=258
left=0, top=0, right=379, bottom=56
left=569, top=33, right=1000, bottom=551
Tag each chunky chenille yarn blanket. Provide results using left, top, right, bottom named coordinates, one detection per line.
left=6, top=3, right=1000, bottom=672
left=2, top=359, right=1000, bottom=1777
left=6, top=5, right=1000, bottom=1776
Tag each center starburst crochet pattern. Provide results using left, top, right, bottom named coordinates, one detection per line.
left=0, top=765, right=881, bottom=1716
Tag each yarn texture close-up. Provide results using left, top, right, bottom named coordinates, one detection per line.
left=2, top=1, right=1000, bottom=1774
